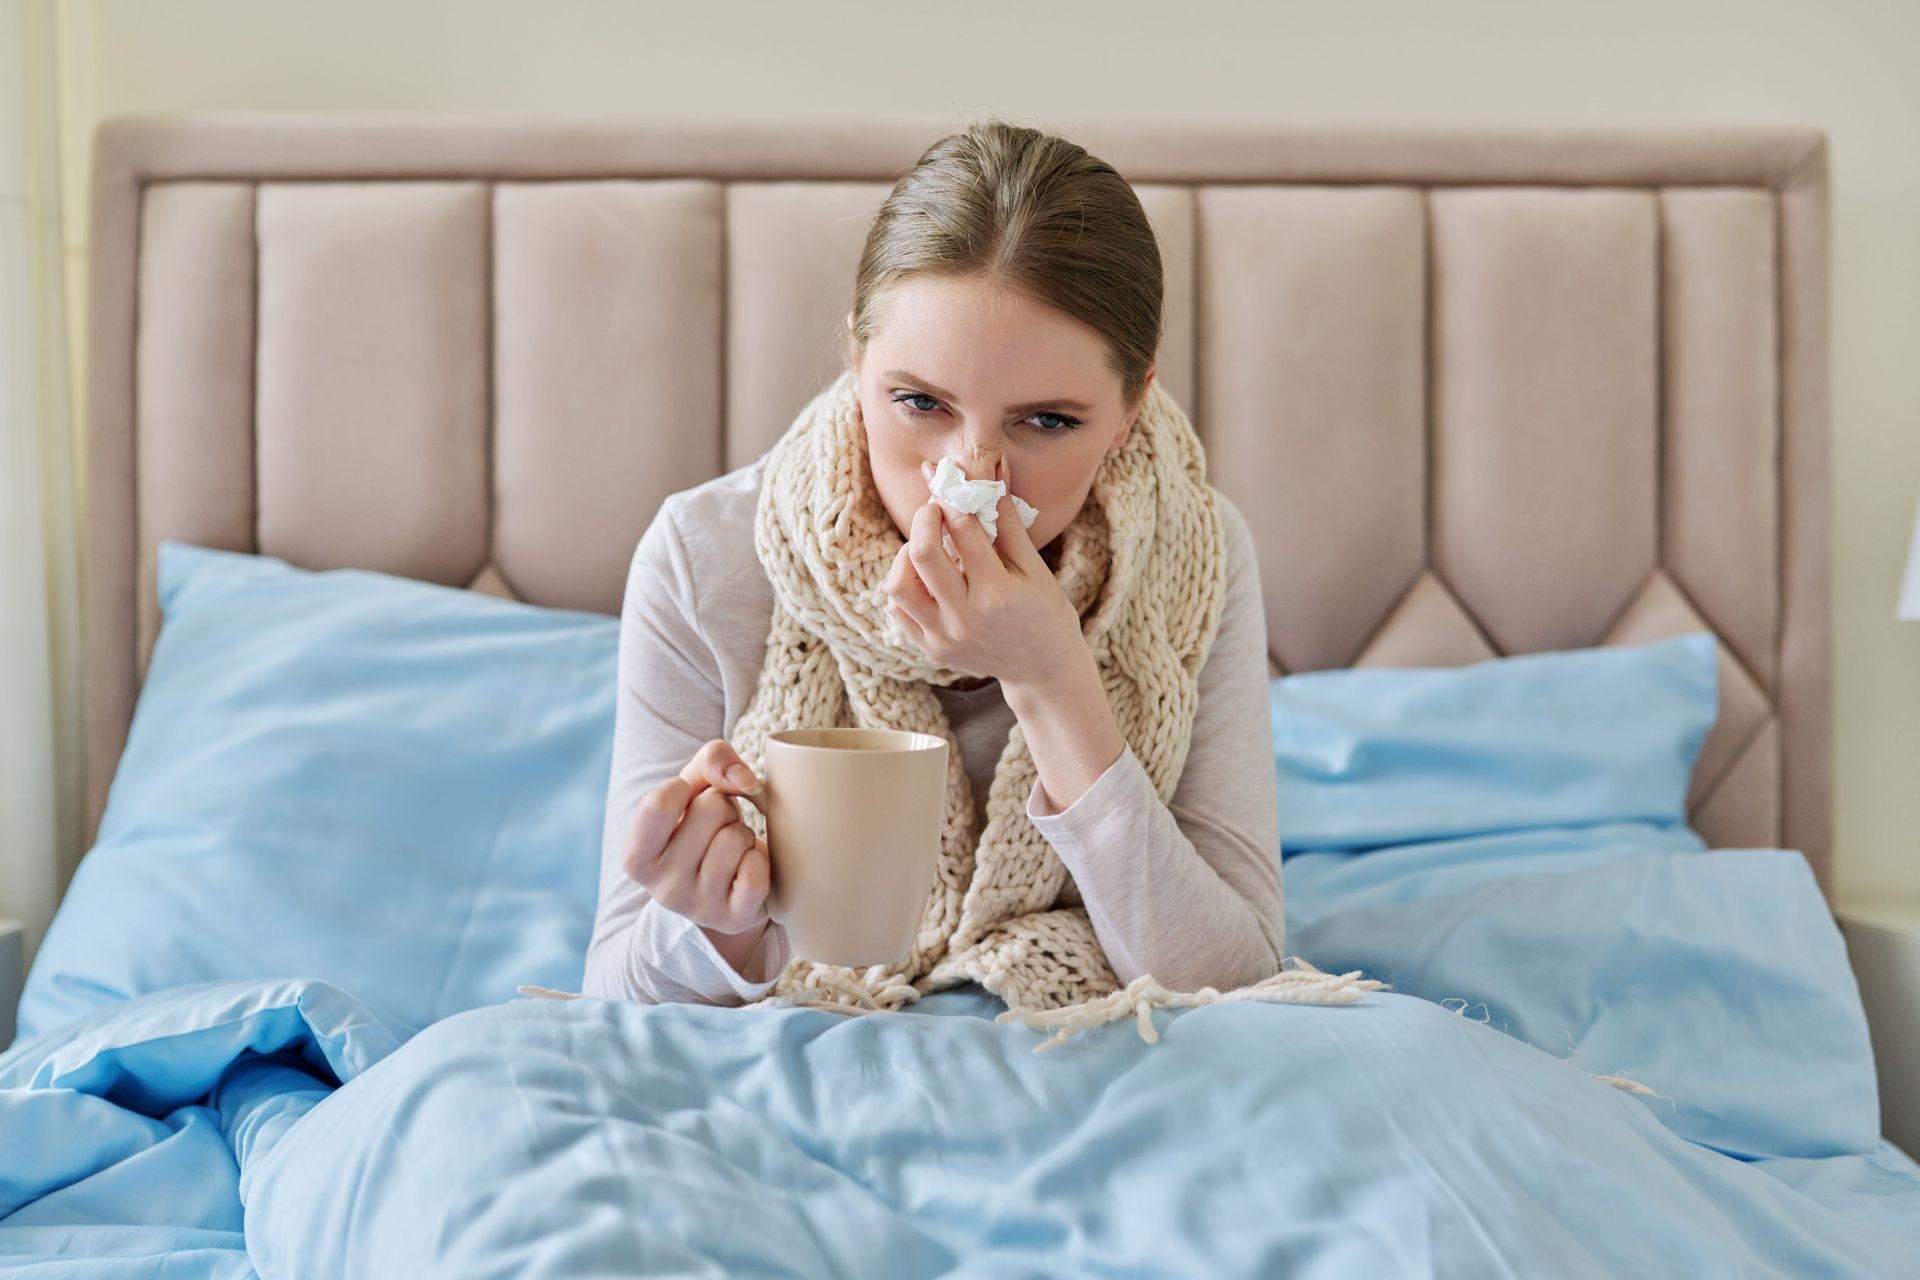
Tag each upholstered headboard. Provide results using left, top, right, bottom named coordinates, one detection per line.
left=82, top=117, right=1831, bottom=887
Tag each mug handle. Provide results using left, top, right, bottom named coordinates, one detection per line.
left=715, top=782, right=783, bottom=920
left=720, top=784, right=766, bottom=816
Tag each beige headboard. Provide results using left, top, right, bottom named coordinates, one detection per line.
left=82, top=117, right=1831, bottom=888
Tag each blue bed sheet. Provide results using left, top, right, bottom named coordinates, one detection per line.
left=5, top=829, right=1916, bottom=1278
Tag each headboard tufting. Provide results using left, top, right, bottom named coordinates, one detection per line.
left=82, top=117, right=1830, bottom=886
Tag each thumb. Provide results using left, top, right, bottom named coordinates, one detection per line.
left=992, top=457, right=1046, bottom=572
left=683, top=739, right=764, bottom=805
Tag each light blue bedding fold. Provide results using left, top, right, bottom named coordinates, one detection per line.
left=0, top=980, right=389, bottom=1279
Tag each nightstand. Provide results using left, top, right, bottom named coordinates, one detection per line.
left=1836, top=897, right=1920, bottom=1159
left=0, top=918, right=21, bottom=1052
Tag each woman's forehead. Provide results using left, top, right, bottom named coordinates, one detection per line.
left=866, top=277, right=1119, bottom=403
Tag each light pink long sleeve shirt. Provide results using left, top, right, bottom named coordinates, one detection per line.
left=582, top=454, right=1285, bottom=1005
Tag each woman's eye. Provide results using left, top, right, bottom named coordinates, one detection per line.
left=890, top=391, right=1081, bottom=433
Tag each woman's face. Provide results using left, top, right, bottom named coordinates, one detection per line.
left=848, top=274, right=1152, bottom=556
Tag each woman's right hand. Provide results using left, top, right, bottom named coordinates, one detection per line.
left=622, top=739, right=774, bottom=952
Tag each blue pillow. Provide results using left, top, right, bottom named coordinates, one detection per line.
left=1266, top=636, right=1879, bottom=1159
left=1282, top=832, right=1877, bottom=1159
left=1270, top=634, right=1719, bottom=852
left=20, top=542, right=618, bottom=1042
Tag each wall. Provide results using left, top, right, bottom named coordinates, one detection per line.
left=3, top=0, right=82, bottom=970
left=48, top=0, right=1920, bottom=907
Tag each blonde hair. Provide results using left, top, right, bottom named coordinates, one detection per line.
left=850, top=119, right=1163, bottom=410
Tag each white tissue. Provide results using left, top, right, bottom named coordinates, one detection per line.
left=928, top=456, right=1040, bottom=541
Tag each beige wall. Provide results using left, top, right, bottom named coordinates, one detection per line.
left=5, top=0, right=83, bottom=965
left=52, top=0, right=1920, bottom=907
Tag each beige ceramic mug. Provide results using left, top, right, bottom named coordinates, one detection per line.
left=757, top=727, right=948, bottom=967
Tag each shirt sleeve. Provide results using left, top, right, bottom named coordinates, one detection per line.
left=1024, top=496, right=1286, bottom=992
left=580, top=496, right=792, bottom=1006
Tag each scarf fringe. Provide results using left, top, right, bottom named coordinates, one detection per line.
left=520, top=975, right=1669, bottom=1099
left=514, top=956, right=1391, bottom=1056
left=994, top=956, right=1389, bottom=1054
left=1436, top=992, right=1667, bottom=1100
left=1594, top=1072, right=1659, bottom=1097
left=748, top=967, right=924, bottom=1014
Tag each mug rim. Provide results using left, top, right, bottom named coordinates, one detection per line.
left=769, top=727, right=947, bottom=753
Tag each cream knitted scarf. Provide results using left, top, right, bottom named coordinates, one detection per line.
left=713, top=367, right=1385, bottom=1048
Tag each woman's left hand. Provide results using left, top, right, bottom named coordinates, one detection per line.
left=885, top=458, right=1085, bottom=689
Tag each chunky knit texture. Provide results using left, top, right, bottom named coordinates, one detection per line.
left=718, top=367, right=1386, bottom=1041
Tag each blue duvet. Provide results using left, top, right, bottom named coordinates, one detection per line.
left=5, top=829, right=1916, bottom=1278
left=5, top=587, right=1914, bottom=1276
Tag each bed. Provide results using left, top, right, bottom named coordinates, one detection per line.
left=3, top=115, right=1913, bottom=1278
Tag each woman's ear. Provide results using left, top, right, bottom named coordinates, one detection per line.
left=1112, top=365, right=1156, bottom=451
left=845, top=310, right=858, bottom=368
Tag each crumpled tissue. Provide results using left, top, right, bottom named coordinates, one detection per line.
left=928, top=456, right=1040, bottom=541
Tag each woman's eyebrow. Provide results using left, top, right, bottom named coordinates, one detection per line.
left=884, top=369, right=1093, bottom=415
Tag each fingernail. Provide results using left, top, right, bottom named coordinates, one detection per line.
left=728, top=764, right=758, bottom=791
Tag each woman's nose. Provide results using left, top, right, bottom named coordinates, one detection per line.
left=955, top=442, right=1005, bottom=482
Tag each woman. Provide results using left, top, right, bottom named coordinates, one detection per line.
left=580, top=121, right=1362, bottom=1030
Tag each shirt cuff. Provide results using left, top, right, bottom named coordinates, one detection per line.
left=670, top=912, right=792, bottom=1001
left=1026, top=741, right=1144, bottom=834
